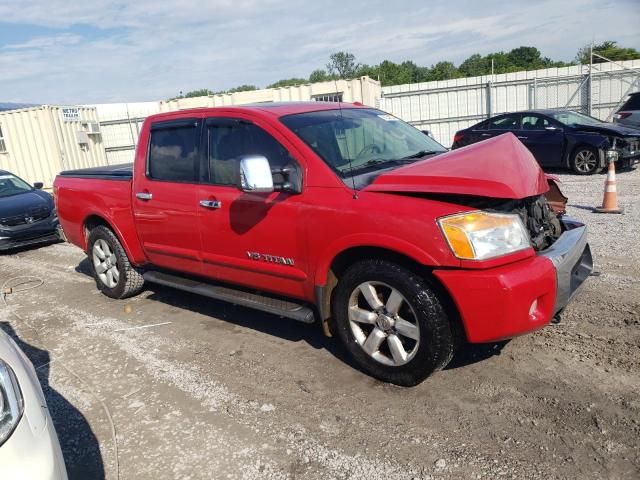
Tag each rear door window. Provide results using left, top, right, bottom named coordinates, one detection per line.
left=521, top=115, right=550, bottom=130
left=488, top=115, right=520, bottom=130
left=148, top=120, right=200, bottom=182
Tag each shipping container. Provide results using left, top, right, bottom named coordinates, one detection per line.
left=0, top=105, right=107, bottom=187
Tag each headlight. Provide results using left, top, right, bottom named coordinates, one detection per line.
left=438, top=211, right=530, bottom=260
left=0, top=359, right=24, bottom=446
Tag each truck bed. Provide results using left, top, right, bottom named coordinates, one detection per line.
left=54, top=167, right=144, bottom=262
left=59, top=163, right=133, bottom=180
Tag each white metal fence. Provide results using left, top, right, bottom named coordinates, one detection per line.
left=380, top=59, right=640, bottom=147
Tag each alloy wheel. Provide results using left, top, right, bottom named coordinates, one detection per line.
left=92, top=239, right=120, bottom=288
left=574, top=149, right=597, bottom=173
left=348, top=281, right=420, bottom=366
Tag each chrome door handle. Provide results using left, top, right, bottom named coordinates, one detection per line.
left=517, top=136, right=528, bottom=140
left=136, top=192, right=152, bottom=201
left=481, top=133, right=491, bottom=137
left=199, top=200, right=222, bottom=209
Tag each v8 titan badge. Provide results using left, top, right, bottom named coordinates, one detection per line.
left=247, top=251, right=295, bottom=266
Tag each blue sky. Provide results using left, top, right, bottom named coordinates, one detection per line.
left=1, top=0, right=639, bottom=104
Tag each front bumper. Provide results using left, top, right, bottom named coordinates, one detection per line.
left=0, top=223, right=62, bottom=252
left=434, top=219, right=592, bottom=343
left=539, top=219, right=592, bottom=313
left=0, top=407, right=68, bottom=480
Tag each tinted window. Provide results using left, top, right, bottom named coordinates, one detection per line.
left=472, top=121, right=488, bottom=130
left=521, top=115, right=550, bottom=130
left=620, top=94, right=640, bottom=111
left=148, top=125, right=199, bottom=182
left=207, top=121, right=294, bottom=185
left=489, top=115, right=520, bottom=130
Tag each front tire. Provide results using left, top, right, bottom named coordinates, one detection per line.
left=570, top=146, right=600, bottom=175
left=87, top=225, right=144, bottom=299
left=332, top=260, right=455, bottom=386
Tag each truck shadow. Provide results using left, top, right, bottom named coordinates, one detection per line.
left=74, top=258, right=510, bottom=376
left=0, top=322, right=105, bottom=480
left=144, top=283, right=361, bottom=368
left=444, top=341, right=509, bottom=370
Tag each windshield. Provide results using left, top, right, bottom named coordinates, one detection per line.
left=0, top=174, right=33, bottom=198
left=280, top=108, right=447, bottom=176
left=548, top=111, right=604, bottom=127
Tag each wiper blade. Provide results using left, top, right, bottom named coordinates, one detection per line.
left=346, top=158, right=397, bottom=174
left=401, top=150, right=440, bottom=160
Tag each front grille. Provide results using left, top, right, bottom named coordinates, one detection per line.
left=0, top=206, right=51, bottom=227
left=515, top=196, right=562, bottom=251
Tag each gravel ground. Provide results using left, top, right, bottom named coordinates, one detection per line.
left=0, top=166, right=638, bottom=480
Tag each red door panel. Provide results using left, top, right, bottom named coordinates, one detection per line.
left=132, top=118, right=203, bottom=275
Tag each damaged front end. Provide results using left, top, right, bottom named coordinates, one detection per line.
left=440, top=178, right=568, bottom=253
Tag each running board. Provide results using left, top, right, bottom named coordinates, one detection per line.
left=143, top=271, right=316, bottom=324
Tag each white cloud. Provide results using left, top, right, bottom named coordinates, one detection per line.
left=0, top=0, right=638, bottom=104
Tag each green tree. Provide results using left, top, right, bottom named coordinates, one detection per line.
left=184, top=89, right=214, bottom=98
left=226, top=85, right=258, bottom=93
left=576, top=41, right=640, bottom=64
left=507, top=46, right=544, bottom=70
left=458, top=54, right=490, bottom=77
left=327, top=51, right=360, bottom=79
left=309, top=69, right=331, bottom=82
left=425, top=61, right=460, bottom=81
left=267, top=78, right=308, bottom=88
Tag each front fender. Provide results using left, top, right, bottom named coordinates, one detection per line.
left=313, top=233, right=444, bottom=287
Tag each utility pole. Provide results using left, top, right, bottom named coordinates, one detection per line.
left=587, top=42, right=593, bottom=116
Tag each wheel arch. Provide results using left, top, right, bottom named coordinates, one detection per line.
left=315, top=245, right=465, bottom=342
left=568, top=140, right=607, bottom=171
left=83, top=214, right=145, bottom=266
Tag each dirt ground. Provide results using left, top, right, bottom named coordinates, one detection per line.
left=0, top=167, right=638, bottom=480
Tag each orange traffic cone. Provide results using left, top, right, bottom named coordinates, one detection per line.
left=594, top=161, right=623, bottom=214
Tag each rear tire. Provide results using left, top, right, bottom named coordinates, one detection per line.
left=332, top=260, right=455, bottom=386
left=87, top=225, right=144, bottom=299
left=570, top=145, right=600, bottom=175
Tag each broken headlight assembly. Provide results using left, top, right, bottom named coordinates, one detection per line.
left=0, top=359, right=24, bottom=446
left=438, top=211, right=531, bottom=260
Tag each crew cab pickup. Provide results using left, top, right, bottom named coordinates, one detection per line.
left=54, top=103, right=592, bottom=386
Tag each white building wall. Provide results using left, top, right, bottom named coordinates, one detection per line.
left=160, top=77, right=381, bottom=111
left=90, top=78, right=381, bottom=164
left=0, top=105, right=106, bottom=187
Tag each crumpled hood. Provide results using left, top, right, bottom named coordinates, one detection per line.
left=574, top=123, right=640, bottom=137
left=364, top=133, right=548, bottom=199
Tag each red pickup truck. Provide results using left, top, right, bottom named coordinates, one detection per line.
left=54, top=103, right=592, bottom=386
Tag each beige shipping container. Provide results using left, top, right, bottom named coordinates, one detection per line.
left=160, top=76, right=381, bottom=111
left=0, top=105, right=107, bottom=188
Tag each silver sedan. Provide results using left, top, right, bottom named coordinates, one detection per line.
left=0, top=328, right=67, bottom=479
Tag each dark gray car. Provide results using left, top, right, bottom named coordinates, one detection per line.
left=0, top=171, right=62, bottom=251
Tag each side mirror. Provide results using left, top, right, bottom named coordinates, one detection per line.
left=238, top=156, right=274, bottom=193
left=421, top=130, right=432, bottom=137
left=33, top=182, right=43, bottom=190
